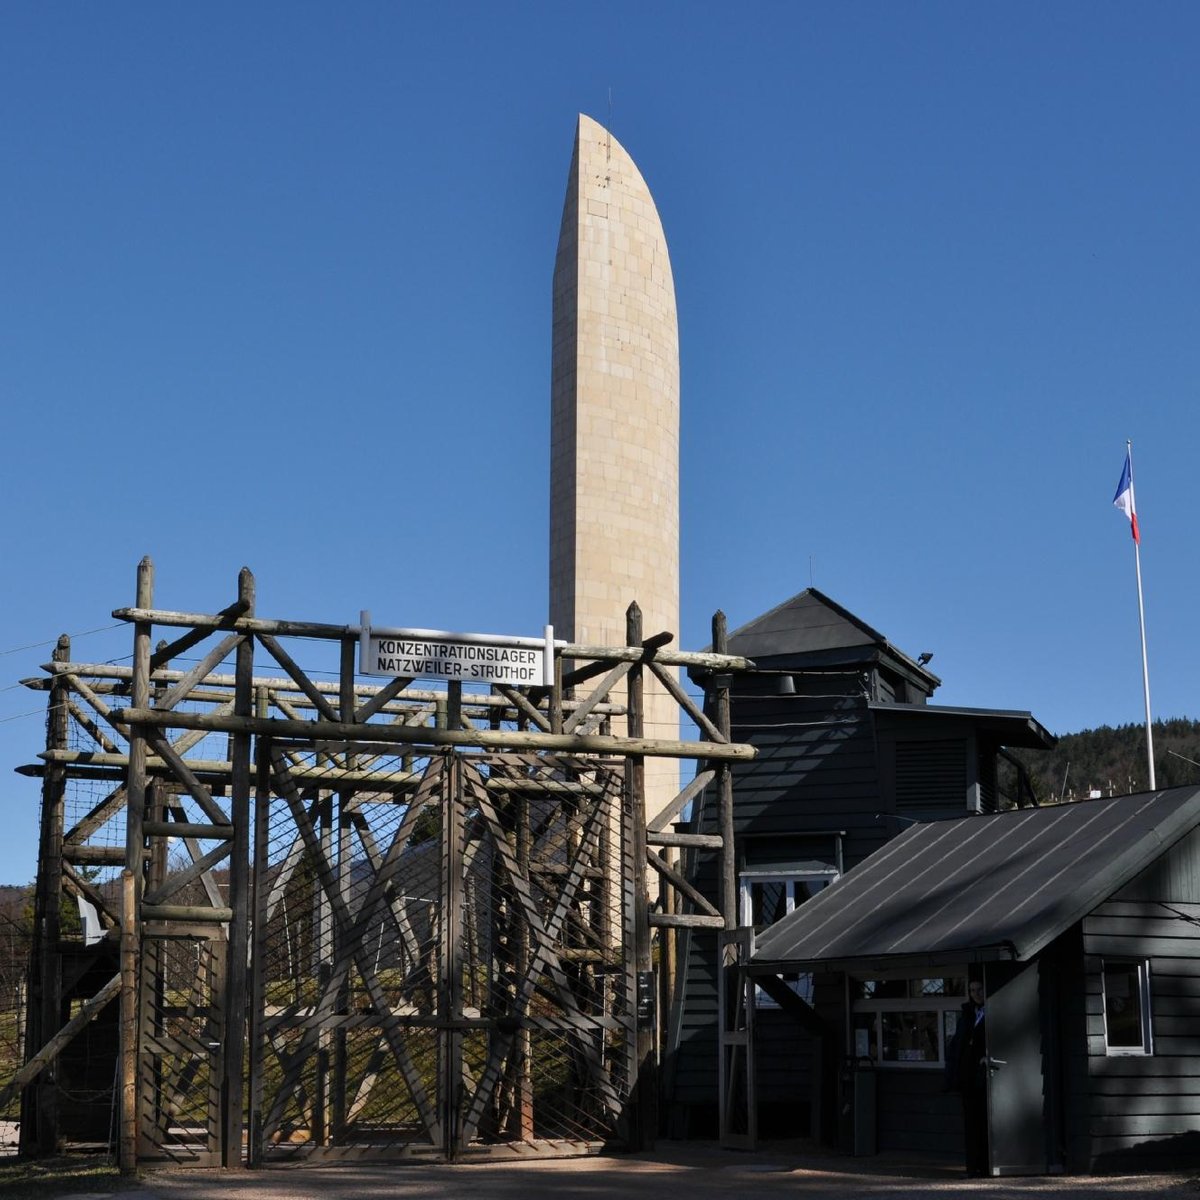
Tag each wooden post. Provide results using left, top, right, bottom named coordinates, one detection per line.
left=247, top=690, right=271, bottom=1166
left=119, top=870, right=137, bottom=1172
left=659, top=846, right=675, bottom=1069
left=120, top=557, right=153, bottom=1173
left=712, top=612, right=737, bottom=934
left=22, top=634, right=70, bottom=1156
left=222, top=568, right=254, bottom=1166
left=147, top=643, right=170, bottom=899
left=331, top=634, right=358, bottom=1145
left=625, top=602, right=656, bottom=1149
left=549, top=651, right=563, bottom=735
left=440, top=753, right=464, bottom=1158
left=0, top=974, right=121, bottom=1113
left=512, top=787, right=534, bottom=1140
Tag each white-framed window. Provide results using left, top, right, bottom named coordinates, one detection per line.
left=740, top=868, right=838, bottom=1006
left=849, top=972, right=967, bottom=1068
left=1102, top=959, right=1153, bottom=1055
left=739, top=871, right=837, bottom=929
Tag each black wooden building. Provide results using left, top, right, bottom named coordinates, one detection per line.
left=665, top=589, right=1054, bottom=1137
left=752, top=786, right=1200, bottom=1173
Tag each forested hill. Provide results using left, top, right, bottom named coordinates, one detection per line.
left=1010, top=717, right=1200, bottom=802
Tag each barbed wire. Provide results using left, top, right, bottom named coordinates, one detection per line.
left=0, top=624, right=124, bottom=659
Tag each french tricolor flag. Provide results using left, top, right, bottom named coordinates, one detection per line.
left=1113, top=451, right=1140, bottom=544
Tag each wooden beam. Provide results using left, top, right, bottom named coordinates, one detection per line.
left=111, top=607, right=755, bottom=670
left=140, top=903, right=233, bottom=923
left=646, top=848, right=721, bottom=919
left=0, top=973, right=121, bottom=1112
left=712, top=611, right=737, bottom=934
left=646, top=659, right=726, bottom=743
left=61, top=861, right=119, bottom=928
left=66, top=698, right=121, bottom=754
left=45, top=660, right=624, bottom=717
left=121, top=560, right=153, bottom=1176
left=353, top=673, right=416, bottom=723
left=155, top=633, right=243, bottom=712
left=112, top=607, right=356, bottom=640
left=113, top=707, right=757, bottom=762
left=258, top=632, right=340, bottom=723
left=142, top=840, right=231, bottom=906
left=223, top=565, right=255, bottom=1167
left=65, top=845, right=144, bottom=865
left=143, top=820, right=232, bottom=839
left=626, top=603, right=656, bottom=1151
left=493, top=684, right=551, bottom=732
left=646, top=830, right=724, bottom=849
left=563, top=642, right=755, bottom=672
left=43, top=749, right=423, bottom=792
left=564, top=661, right=632, bottom=734
left=649, top=912, right=726, bottom=930
left=149, top=596, right=250, bottom=671
left=143, top=732, right=231, bottom=826
left=646, top=768, right=717, bottom=834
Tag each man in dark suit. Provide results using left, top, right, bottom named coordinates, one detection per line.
left=948, top=978, right=989, bottom=1176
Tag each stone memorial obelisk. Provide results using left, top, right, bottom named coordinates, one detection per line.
left=549, top=114, right=680, bottom=820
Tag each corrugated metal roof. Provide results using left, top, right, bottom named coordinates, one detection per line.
left=751, top=785, right=1200, bottom=972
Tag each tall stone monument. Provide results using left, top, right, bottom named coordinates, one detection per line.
left=550, top=114, right=680, bottom=818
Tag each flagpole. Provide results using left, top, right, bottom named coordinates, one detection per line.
left=1128, top=440, right=1156, bottom=790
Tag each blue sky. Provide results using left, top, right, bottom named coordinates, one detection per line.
left=2, top=3, right=1198, bottom=882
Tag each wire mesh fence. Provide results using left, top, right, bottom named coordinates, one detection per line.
left=249, top=748, right=635, bottom=1160
left=457, top=753, right=633, bottom=1151
left=255, top=747, right=445, bottom=1157
left=0, top=904, right=31, bottom=1123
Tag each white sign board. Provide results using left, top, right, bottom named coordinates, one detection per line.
left=359, top=619, right=556, bottom=687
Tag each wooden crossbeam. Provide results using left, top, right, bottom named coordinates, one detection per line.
left=258, top=634, right=341, bottom=723
left=262, top=750, right=443, bottom=1144
left=155, top=633, right=242, bottom=712
left=143, top=839, right=232, bottom=907
left=354, top=673, right=415, bottom=723
left=145, top=732, right=230, bottom=827
left=492, top=685, right=551, bottom=731
left=646, top=848, right=721, bottom=919
left=646, top=768, right=717, bottom=834
left=149, top=595, right=250, bottom=672
left=646, top=659, right=726, bottom=743
left=66, top=698, right=121, bottom=753
left=116, top=707, right=756, bottom=761
left=564, top=661, right=632, bottom=734
left=0, top=973, right=121, bottom=1111
left=459, top=762, right=626, bottom=1137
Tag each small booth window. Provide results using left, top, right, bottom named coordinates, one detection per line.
left=1103, top=960, right=1153, bottom=1055
left=740, top=867, right=837, bottom=1007
left=849, top=973, right=966, bottom=1067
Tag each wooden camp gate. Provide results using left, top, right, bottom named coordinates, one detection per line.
left=136, top=749, right=634, bottom=1164
left=15, top=559, right=756, bottom=1167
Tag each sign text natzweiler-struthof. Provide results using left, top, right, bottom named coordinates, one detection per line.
left=359, top=621, right=555, bottom=687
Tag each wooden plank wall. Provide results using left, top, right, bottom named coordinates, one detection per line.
left=1075, top=825, right=1200, bottom=1171
left=667, top=684, right=884, bottom=1124
left=875, top=1070, right=962, bottom=1155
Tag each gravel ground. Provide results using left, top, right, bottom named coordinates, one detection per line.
left=103, top=1143, right=1199, bottom=1200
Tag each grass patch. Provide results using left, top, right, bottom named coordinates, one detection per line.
left=0, top=1155, right=141, bottom=1199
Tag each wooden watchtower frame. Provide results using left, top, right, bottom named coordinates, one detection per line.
left=11, top=559, right=755, bottom=1168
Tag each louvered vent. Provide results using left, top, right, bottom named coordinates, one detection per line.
left=895, top=739, right=966, bottom=813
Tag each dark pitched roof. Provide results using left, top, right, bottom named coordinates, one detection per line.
left=751, top=785, right=1200, bottom=973
left=722, top=588, right=941, bottom=689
